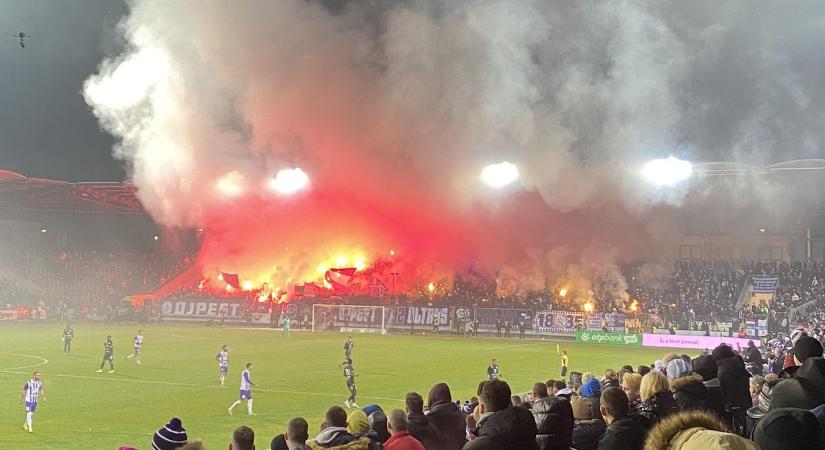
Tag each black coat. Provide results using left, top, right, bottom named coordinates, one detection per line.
left=670, top=374, right=711, bottom=412
left=408, top=412, right=439, bottom=450
left=715, top=354, right=752, bottom=408
left=701, top=378, right=726, bottom=416
left=572, top=419, right=607, bottom=450
left=463, top=406, right=539, bottom=450
left=532, top=396, right=573, bottom=450
left=597, top=415, right=649, bottom=450
left=428, top=402, right=467, bottom=450
left=638, top=391, right=678, bottom=425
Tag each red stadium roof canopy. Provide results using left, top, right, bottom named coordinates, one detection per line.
left=0, top=169, right=145, bottom=213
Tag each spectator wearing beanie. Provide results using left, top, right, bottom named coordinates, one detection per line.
left=426, top=383, right=466, bottom=450
left=347, top=409, right=370, bottom=435
left=666, top=359, right=709, bottom=412
left=711, top=344, right=751, bottom=433
left=638, top=372, right=678, bottom=426
left=570, top=396, right=606, bottom=450
left=531, top=382, right=573, bottom=450
left=792, top=335, right=824, bottom=366
left=769, top=356, right=825, bottom=411
left=581, top=373, right=603, bottom=421
left=745, top=378, right=780, bottom=438
left=153, top=417, right=188, bottom=450
left=644, top=410, right=759, bottom=450
left=753, top=408, right=824, bottom=450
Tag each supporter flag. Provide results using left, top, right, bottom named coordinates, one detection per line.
left=325, top=268, right=357, bottom=291
left=369, top=275, right=389, bottom=298
left=221, top=272, right=241, bottom=290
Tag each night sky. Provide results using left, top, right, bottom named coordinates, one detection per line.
left=0, top=0, right=127, bottom=181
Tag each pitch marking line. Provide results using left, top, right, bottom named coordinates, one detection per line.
left=0, top=352, right=49, bottom=371
left=487, top=342, right=548, bottom=350
left=0, top=368, right=402, bottom=402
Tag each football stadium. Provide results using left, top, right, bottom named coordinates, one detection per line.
left=3, top=1, right=825, bottom=450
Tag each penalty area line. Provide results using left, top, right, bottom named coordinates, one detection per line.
left=0, top=352, right=49, bottom=371
left=0, top=368, right=402, bottom=402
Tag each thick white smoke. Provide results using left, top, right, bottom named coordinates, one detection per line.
left=83, top=0, right=825, bottom=299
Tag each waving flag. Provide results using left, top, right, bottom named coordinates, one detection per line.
left=220, top=272, right=241, bottom=290
left=325, top=268, right=357, bottom=291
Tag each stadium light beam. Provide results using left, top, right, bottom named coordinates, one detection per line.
left=481, top=162, right=519, bottom=188
left=270, top=168, right=310, bottom=194
left=641, top=157, right=693, bottom=186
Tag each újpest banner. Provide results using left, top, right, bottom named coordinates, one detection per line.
left=576, top=330, right=642, bottom=346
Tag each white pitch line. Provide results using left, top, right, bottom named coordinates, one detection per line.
left=0, top=368, right=402, bottom=402
left=0, top=352, right=49, bottom=371
left=487, top=342, right=546, bottom=350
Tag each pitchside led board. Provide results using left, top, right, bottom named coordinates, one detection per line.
left=159, top=299, right=270, bottom=324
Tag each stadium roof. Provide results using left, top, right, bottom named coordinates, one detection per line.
left=0, top=169, right=144, bottom=213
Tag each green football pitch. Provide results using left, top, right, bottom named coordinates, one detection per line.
left=0, top=323, right=683, bottom=449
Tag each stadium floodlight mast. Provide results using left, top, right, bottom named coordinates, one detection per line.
left=481, top=162, right=520, bottom=188
left=270, top=168, right=310, bottom=194
left=640, top=156, right=693, bottom=186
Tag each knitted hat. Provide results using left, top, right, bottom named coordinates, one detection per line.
left=691, top=355, right=718, bottom=381
left=747, top=379, right=780, bottom=419
left=347, top=409, right=370, bottom=434
left=570, top=396, right=594, bottom=420
left=666, top=359, right=690, bottom=380
left=792, top=336, right=824, bottom=363
left=753, top=408, right=822, bottom=450
left=152, top=418, right=188, bottom=450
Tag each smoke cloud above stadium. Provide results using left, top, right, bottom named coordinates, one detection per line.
left=83, top=0, right=825, bottom=301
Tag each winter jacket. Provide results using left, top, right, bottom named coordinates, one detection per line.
left=427, top=402, right=467, bottom=450
left=572, top=419, right=607, bottom=450
left=597, top=415, right=649, bottom=450
left=700, top=378, right=726, bottom=417
left=384, top=431, right=425, bottom=450
left=462, top=406, right=539, bottom=450
left=714, top=354, right=752, bottom=409
left=407, top=412, right=439, bottom=450
left=670, top=374, right=710, bottom=412
left=644, top=410, right=760, bottom=450
left=638, top=391, right=678, bottom=425
left=532, top=396, right=574, bottom=450
left=308, top=427, right=370, bottom=450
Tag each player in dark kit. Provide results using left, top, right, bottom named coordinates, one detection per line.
left=62, top=324, right=74, bottom=355
left=342, top=358, right=358, bottom=408
left=96, top=335, right=114, bottom=373
left=344, top=337, right=354, bottom=360
left=487, top=358, right=501, bottom=380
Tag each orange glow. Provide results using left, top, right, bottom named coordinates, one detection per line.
left=629, top=299, right=639, bottom=312
left=583, top=302, right=594, bottom=313
left=242, top=281, right=254, bottom=291
left=225, top=284, right=233, bottom=292
left=559, top=288, right=568, bottom=298
left=428, top=282, right=435, bottom=293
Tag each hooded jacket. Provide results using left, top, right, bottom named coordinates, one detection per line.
left=572, top=418, right=607, bottom=450
left=711, top=347, right=752, bottom=409
left=597, top=415, right=649, bottom=450
left=582, top=378, right=604, bottom=421
left=532, top=395, right=574, bottom=450
left=463, top=406, right=539, bottom=450
left=669, top=375, right=710, bottom=412
left=308, top=427, right=370, bottom=450
left=407, top=412, right=439, bottom=450
left=644, top=410, right=760, bottom=450
left=638, top=391, right=678, bottom=425
left=427, top=384, right=466, bottom=450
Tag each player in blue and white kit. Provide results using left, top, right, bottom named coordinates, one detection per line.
left=216, top=345, right=229, bottom=386
left=127, top=330, right=143, bottom=365
left=228, top=362, right=256, bottom=416
left=21, top=371, right=45, bottom=433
